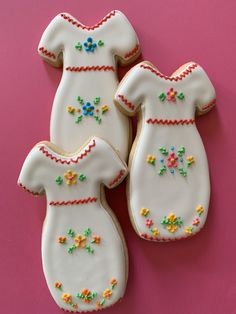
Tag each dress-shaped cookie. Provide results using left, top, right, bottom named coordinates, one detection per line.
left=38, top=10, right=140, bottom=160
left=114, top=61, right=216, bottom=241
left=18, top=137, right=128, bottom=312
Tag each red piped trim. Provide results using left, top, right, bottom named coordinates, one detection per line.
left=49, top=197, right=97, bottom=206
left=39, top=139, right=96, bottom=165
left=65, top=65, right=115, bottom=72
left=109, top=170, right=126, bottom=187
left=146, top=118, right=195, bottom=125
left=38, top=47, right=56, bottom=59
left=201, top=98, right=216, bottom=111
left=60, top=11, right=116, bottom=30
left=18, top=182, right=40, bottom=196
left=140, top=63, right=198, bottom=81
left=117, top=95, right=135, bottom=111
left=124, top=44, right=140, bottom=59
left=141, top=232, right=195, bottom=242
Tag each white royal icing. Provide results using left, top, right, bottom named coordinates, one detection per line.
left=38, top=10, right=140, bottom=160
left=18, top=137, right=128, bottom=312
left=114, top=61, right=216, bottom=241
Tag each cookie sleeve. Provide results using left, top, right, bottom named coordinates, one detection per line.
left=94, top=138, right=128, bottom=188
left=17, top=145, right=45, bottom=196
left=111, top=11, right=140, bottom=64
left=193, top=65, right=216, bottom=115
left=38, top=14, right=65, bottom=67
left=114, top=64, right=144, bottom=116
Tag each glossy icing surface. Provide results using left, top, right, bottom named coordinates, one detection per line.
left=115, top=61, right=216, bottom=241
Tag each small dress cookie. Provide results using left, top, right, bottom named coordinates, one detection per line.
left=38, top=10, right=140, bottom=160
left=114, top=61, right=216, bottom=241
left=18, top=137, right=128, bottom=312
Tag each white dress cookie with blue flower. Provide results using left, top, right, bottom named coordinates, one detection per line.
left=38, top=10, right=140, bottom=160
left=114, top=61, right=216, bottom=241
left=18, top=137, right=128, bottom=312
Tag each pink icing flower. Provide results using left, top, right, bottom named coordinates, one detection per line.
left=192, top=217, right=200, bottom=226
left=167, top=152, right=178, bottom=168
left=167, top=88, right=177, bottom=101
left=145, top=219, right=153, bottom=228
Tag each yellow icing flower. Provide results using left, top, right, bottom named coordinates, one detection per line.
left=151, top=227, right=160, bottom=236
left=187, top=155, right=195, bottom=166
left=185, top=226, right=193, bottom=234
left=140, top=207, right=150, bottom=216
left=167, top=213, right=177, bottom=222
left=196, top=205, right=204, bottom=215
left=103, top=288, right=112, bottom=299
left=101, top=105, right=109, bottom=113
left=62, top=293, right=72, bottom=303
left=74, top=234, right=87, bottom=248
left=64, top=170, right=77, bottom=185
left=166, top=224, right=178, bottom=233
left=67, top=105, right=75, bottom=114
left=146, top=154, right=156, bottom=165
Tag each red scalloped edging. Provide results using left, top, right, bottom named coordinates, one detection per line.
left=38, top=47, right=56, bottom=59
left=18, top=182, right=40, bottom=196
left=39, top=139, right=96, bottom=164
left=108, top=170, right=126, bottom=187
left=49, top=197, right=97, bottom=206
left=117, top=95, right=135, bottom=111
left=146, top=118, right=195, bottom=125
left=201, top=98, right=216, bottom=111
left=60, top=11, right=116, bottom=30
left=140, top=63, right=198, bottom=81
left=124, top=44, right=140, bottom=59
left=65, top=66, right=115, bottom=72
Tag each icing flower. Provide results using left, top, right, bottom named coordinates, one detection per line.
left=185, top=226, right=193, bottom=234
left=192, top=217, right=200, bottom=226
left=67, top=105, right=75, bottom=114
left=145, top=219, right=153, bottom=228
left=62, top=293, right=72, bottom=303
left=84, top=37, right=97, bottom=52
left=73, top=304, right=78, bottom=309
left=82, top=102, right=95, bottom=116
left=186, top=155, right=195, bottom=167
left=103, top=288, right=112, bottom=299
left=101, top=105, right=109, bottom=113
left=92, top=235, right=101, bottom=244
left=167, top=88, right=177, bottom=101
left=146, top=154, right=156, bottom=165
left=161, top=212, right=183, bottom=233
left=196, top=205, right=204, bottom=216
left=58, top=236, right=67, bottom=244
left=140, top=207, right=150, bottom=217
left=151, top=227, right=160, bottom=236
left=64, top=170, right=77, bottom=185
left=167, top=152, right=178, bottom=168
left=74, top=234, right=87, bottom=248
left=110, top=278, right=118, bottom=287
left=54, top=281, right=62, bottom=289
left=77, top=288, right=97, bottom=303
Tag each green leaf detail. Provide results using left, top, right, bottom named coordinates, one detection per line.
left=78, top=173, right=86, bottom=181
left=159, top=147, right=168, bottom=156
left=178, top=167, right=187, bottom=177
left=77, top=96, right=84, bottom=105
left=177, top=92, right=185, bottom=100
left=75, top=42, right=82, bottom=50
left=83, top=228, right=91, bottom=236
left=67, top=228, right=75, bottom=237
left=158, top=165, right=167, bottom=175
left=93, top=97, right=100, bottom=105
left=94, top=115, right=102, bottom=124
left=177, top=146, right=185, bottom=157
left=100, top=298, right=105, bottom=305
left=75, top=115, right=83, bottom=124
left=159, top=92, right=166, bottom=102
left=86, top=244, right=94, bottom=254
left=98, top=40, right=104, bottom=46
left=55, top=176, right=63, bottom=185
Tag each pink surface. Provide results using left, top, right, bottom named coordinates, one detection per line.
left=1, top=1, right=235, bottom=313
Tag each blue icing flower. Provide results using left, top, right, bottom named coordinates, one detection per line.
left=82, top=102, right=95, bottom=116
left=84, top=37, right=97, bottom=52
left=170, top=145, right=175, bottom=151
left=170, top=168, right=175, bottom=174
left=160, top=157, right=164, bottom=163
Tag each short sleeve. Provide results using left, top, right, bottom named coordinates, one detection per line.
left=38, top=14, right=66, bottom=67
left=94, top=138, right=128, bottom=188
left=193, top=65, right=216, bottom=115
left=111, top=11, right=140, bottom=64
left=17, top=145, right=45, bottom=195
left=114, top=63, right=146, bottom=116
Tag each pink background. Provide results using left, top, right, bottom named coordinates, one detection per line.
left=1, top=0, right=236, bottom=313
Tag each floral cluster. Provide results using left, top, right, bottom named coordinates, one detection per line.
left=140, top=207, right=160, bottom=237
left=159, top=87, right=185, bottom=102
left=161, top=212, right=183, bottom=233
left=66, top=96, right=109, bottom=125
left=75, top=37, right=104, bottom=52
left=184, top=205, right=204, bottom=235
left=55, top=170, right=86, bottom=186
left=58, top=227, right=101, bottom=255
left=147, top=145, right=195, bottom=177
left=96, top=278, right=118, bottom=309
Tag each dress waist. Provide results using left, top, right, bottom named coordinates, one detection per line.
left=49, top=197, right=98, bottom=206
left=146, top=118, right=195, bottom=125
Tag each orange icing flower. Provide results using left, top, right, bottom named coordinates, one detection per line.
left=54, top=281, right=62, bottom=289
left=74, top=234, right=87, bottom=248
left=92, top=235, right=101, bottom=244
left=62, top=293, right=72, bottom=303
left=58, top=236, right=66, bottom=244
left=110, top=277, right=118, bottom=286
left=64, top=170, right=77, bottom=185
left=140, top=207, right=149, bottom=216
left=103, top=288, right=112, bottom=299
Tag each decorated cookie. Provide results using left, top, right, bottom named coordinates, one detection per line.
left=18, top=137, right=128, bottom=312
left=38, top=10, right=140, bottom=160
left=114, top=61, right=216, bottom=241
